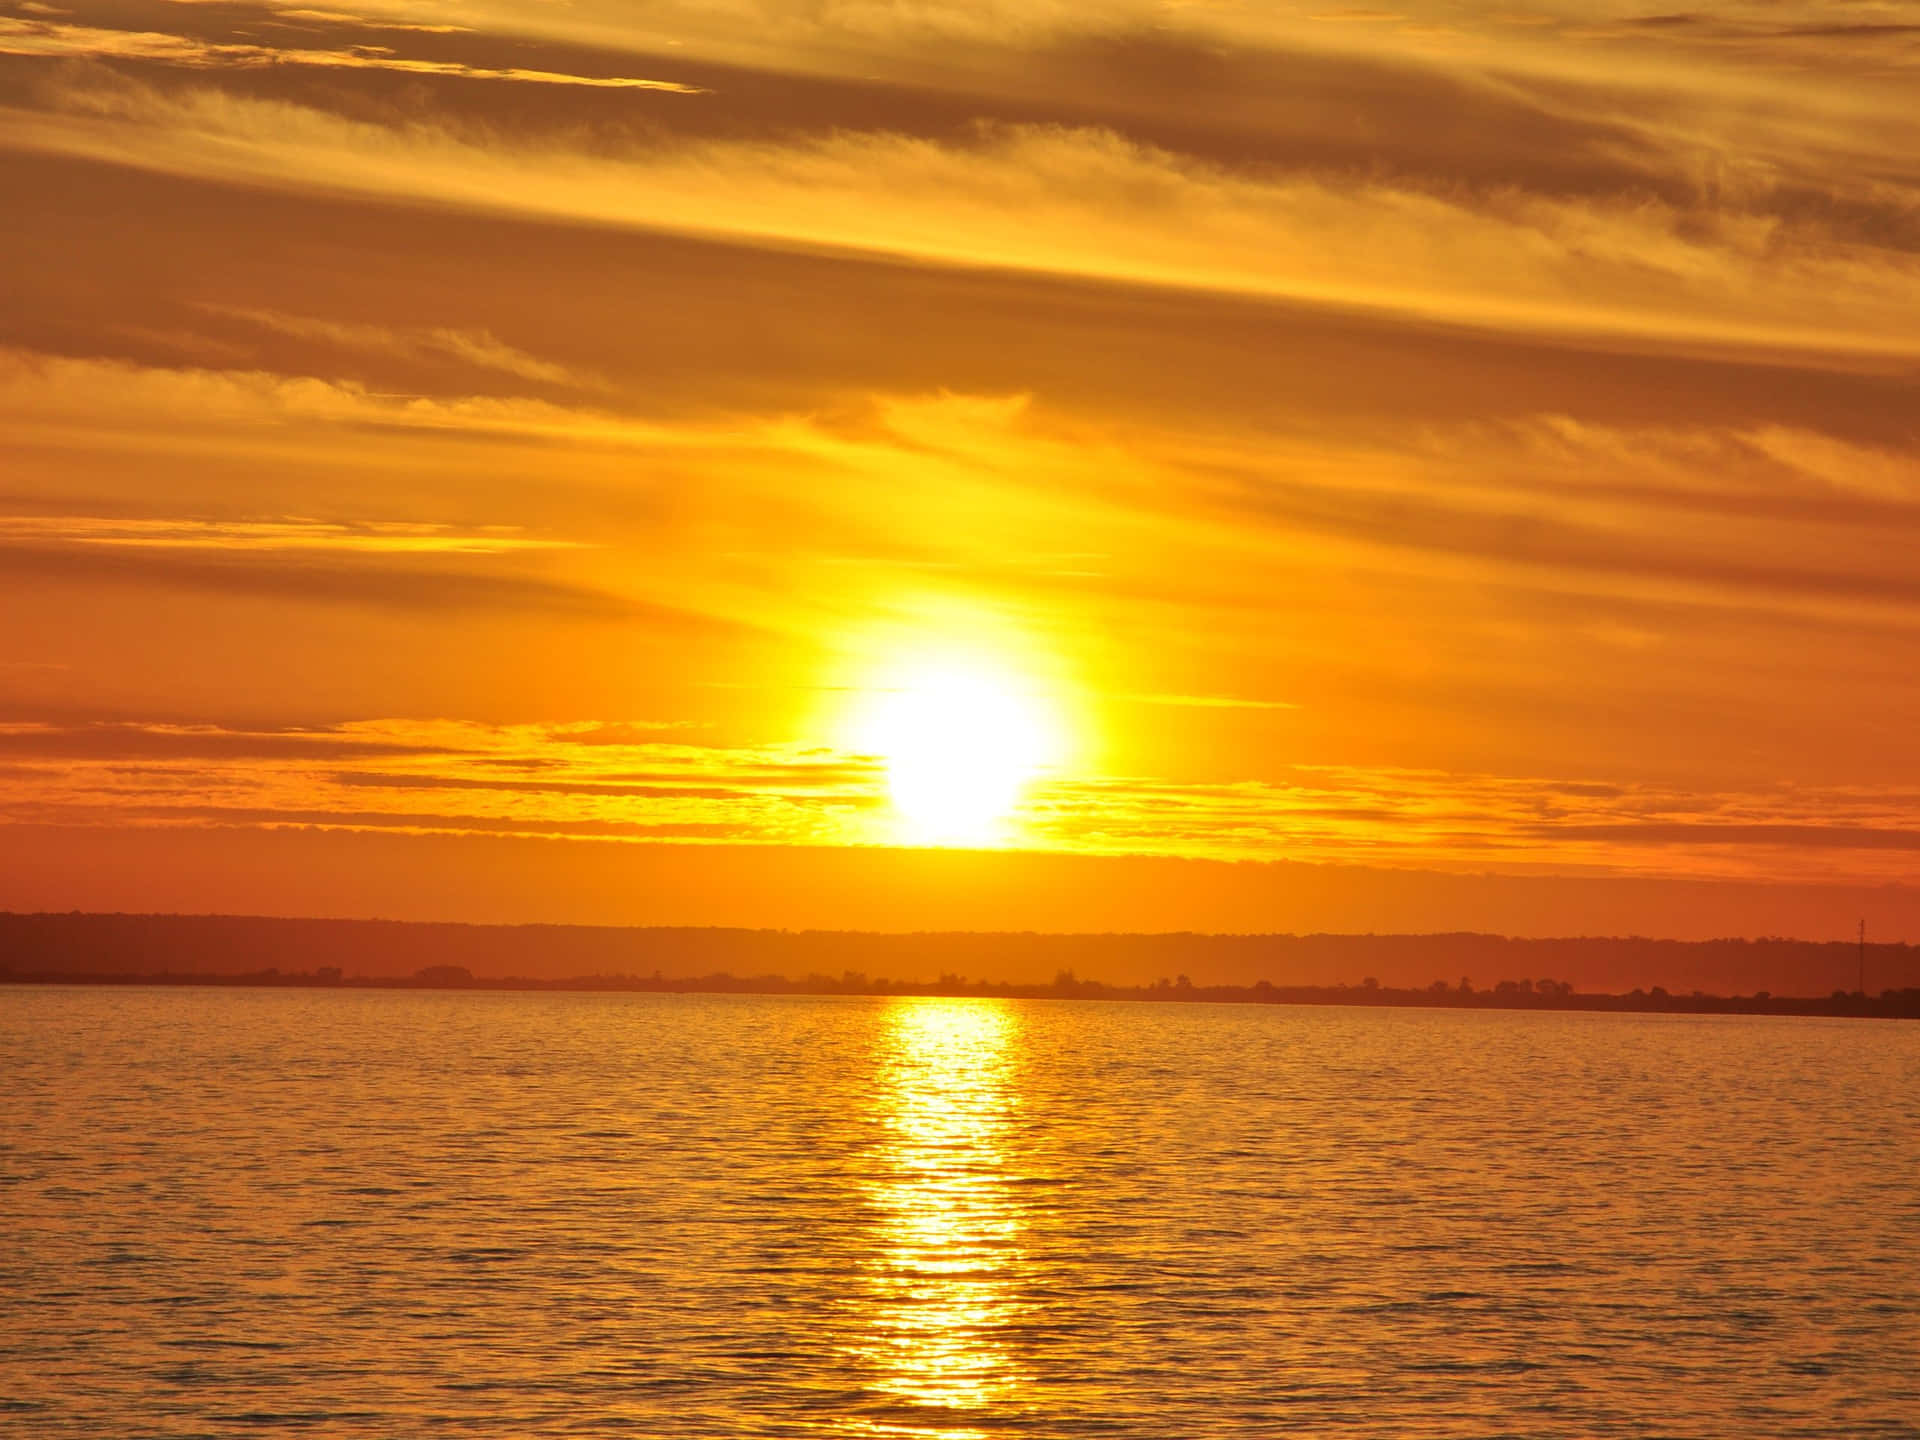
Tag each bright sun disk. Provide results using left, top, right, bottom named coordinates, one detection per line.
left=859, top=659, right=1059, bottom=845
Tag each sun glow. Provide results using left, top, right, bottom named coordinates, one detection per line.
left=857, top=656, right=1062, bottom=846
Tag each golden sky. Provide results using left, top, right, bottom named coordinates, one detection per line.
left=4, top=0, right=1920, bottom=935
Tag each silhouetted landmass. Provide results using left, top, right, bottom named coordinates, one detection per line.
left=2, top=911, right=1917, bottom=1017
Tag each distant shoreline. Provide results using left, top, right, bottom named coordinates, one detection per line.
left=7, top=967, right=1917, bottom=1019
left=6, top=911, right=1918, bottom=1018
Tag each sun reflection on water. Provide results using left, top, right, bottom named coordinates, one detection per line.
left=857, top=998, right=1027, bottom=1436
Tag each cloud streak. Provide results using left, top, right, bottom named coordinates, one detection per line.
left=0, top=16, right=706, bottom=89
left=6, top=715, right=1920, bottom=881
left=8, top=70, right=1920, bottom=364
left=0, top=514, right=585, bottom=552
left=0, top=539, right=644, bottom=616
left=201, top=306, right=600, bottom=388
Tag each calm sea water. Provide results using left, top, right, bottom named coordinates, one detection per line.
left=2, top=986, right=1916, bottom=1437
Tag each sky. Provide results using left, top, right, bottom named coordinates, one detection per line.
left=3, top=0, right=1920, bottom=937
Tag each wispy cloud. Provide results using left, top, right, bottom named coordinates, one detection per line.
left=201, top=306, right=600, bottom=389
left=0, top=515, right=585, bottom=553
left=1029, top=763, right=1920, bottom=881
left=6, top=715, right=1920, bottom=881
left=9, top=73, right=1920, bottom=365
left=0, top=718, right=888, bottom=845
left=0, top=16, right=706, bottom=89
left=0, top=347, right=689, bottom=446
left=0, top=541, right=647, bottom=616
left=1118, top=692, right=1300, bottom=710
left=7, top=347, right=1916, bottom=641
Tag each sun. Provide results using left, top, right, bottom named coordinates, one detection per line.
left=856, top=657, right=1061, bottom=846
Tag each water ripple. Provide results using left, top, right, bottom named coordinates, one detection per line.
left=2, top=987, right=1916, bottom=1436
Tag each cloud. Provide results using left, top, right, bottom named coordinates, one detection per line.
left=202, top=306, right=600, bottom=389
left=0, top=16, right=706, bottom=89
left=1533, top=822, right=1920, bottom=851
left=0, top=720, right=450, bottom=760
left=264, top=8, right=471, bottom=35
left=7, top=713, right=1920, bottom=881
left=1105, top=411, right=1920, bottom=627
left=6, top=339, right=1916, bottom=668
left=0, top=717, right=893, bottom=847
left=0, top=346, right=693, bottom=446
left=8, top=70, right=1920, bottom=365
left=6, top=66, right=1915, bottom=449
left=0, top=514, right=585, bottom=552
left=1031, top=762, right=1920, bottom=880
left=0, top=540, right=646, bottom=616
left=1118, top=692, right=1300, bottom=710
left=1198, top=454, right=1920, bottom=617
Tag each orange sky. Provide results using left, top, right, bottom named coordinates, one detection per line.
left=4, top=0, right=1920, bottom=937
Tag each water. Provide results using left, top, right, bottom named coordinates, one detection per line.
left=2, top=986, right=1916, bottom=1437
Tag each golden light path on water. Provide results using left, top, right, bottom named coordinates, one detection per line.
left=857, top=999, right=1028, bottom=1437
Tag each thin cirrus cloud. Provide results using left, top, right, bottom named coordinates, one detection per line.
left=5, top=344, right=1916, bottom=664
left=0, top=16, right=707, bottom=90
left=0, top=514, right=585, bottom=552
left=199, top=306, right=602, bottom=390
left=0, top=538, right=646, bottom=617
left=7, top=338, right=1917, bottom=651
left=0, top=347, right=691, bottom=449
left=6, top=63, right=1920, bottom=365
left=4, top=717, right=1920, bottom=882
